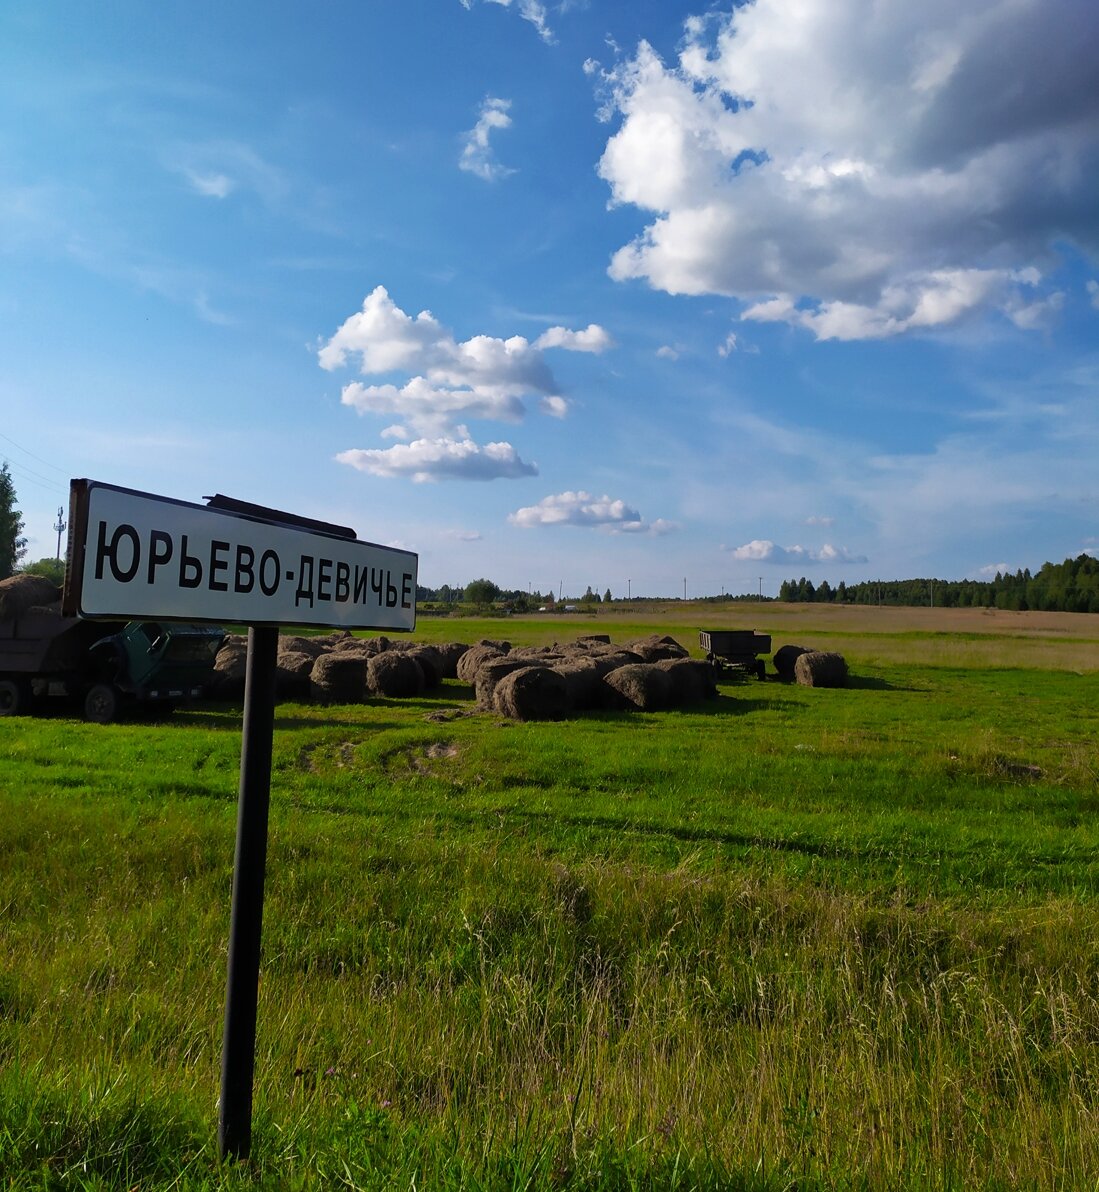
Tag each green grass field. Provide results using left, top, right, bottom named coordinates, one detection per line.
left=2, top=606, right=1098, bottom=1189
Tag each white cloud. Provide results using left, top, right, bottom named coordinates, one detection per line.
left=729, top=539, right=867, bottom=565
left=184, top=170, right=234, bottom=199
left=975, top=562, right=1010, bottom=578
left=593, top=2, right=1099, bottom=339
left=336, top=438, right=537, bottom=483
left=533, top=324, right=614, bottom=353
left=656, top=344, right=681, bottom=360
left=459, top=97, right=516, bottom=182
left=717, top=331, right=738, bottom=356
left=460, top=0, right=553, bottom=42
left=321, top=286, right=609, bottom=444
left=509, top=490, right=677, bottom=534
left=805, top=515, right=834, bottom=527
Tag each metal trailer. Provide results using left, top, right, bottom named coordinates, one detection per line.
left=0, top=611, right=224, bottom=723
left=698, top=629, right=772, bottom=680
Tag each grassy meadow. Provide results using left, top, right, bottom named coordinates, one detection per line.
left=2, top=604, right=1098, bottom=1189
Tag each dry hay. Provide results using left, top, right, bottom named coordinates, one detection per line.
left=773, top=644, right=811, bottom=681
left=432, top=642, right=469, bottom=678
left=0, top=575, right=62, bottom=620
left=275, top=650, right=314, bottom=700
left=493, top=666, right=571, bottom=721
left=310, top=653, right=367, bottom=704
left=405, top=645, right=443, bottom=690
left=576, top=634, right=611, bottom=645
left=655, top=657, right=718, bottom=705
left=602, top=663, right=672, bottom=711
left=211, top=642, right=249, bottom=699
left=588, top=650, right=644, bottom=674
left=624, top=634, right=689, bottom=662
left=478, top=638, right=511, bottom=652
left=794, top=651, right=848, bottom=688
left=475, top=657, right=543, bottom=709
left=456, top=643, right=504, bottom=684
left=366, top=651, right=425, bottom=698
left=279, top=634, right=327, bottom=658
left=312, top=629, right=354, bottom=652
left=510, top=644, right=560, bottom=659
left=551, top=658, right=606, bottom=711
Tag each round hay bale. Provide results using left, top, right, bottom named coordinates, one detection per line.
left=0, top=575, right=62, bottom=620
left=478, top=638, right=511, bottom=653
left=794, top=651, right=848, bottom=688
left=510, top=644, right=559, bottom=659
left=279, top=634, right=327, bottom=658
left=211, top=647, right=248, bottom=699
left=456, top=643, right=504, bottom=684
left=602, top=663, right=672, bottom=711
left=493, top=666, right=571, bottom=721
left=773, top=644, right=811, bottom=681
left=655, top=657, right=718, bottom=705
left=589, top=650, right=644, bottom=675
left=405, top=645, right=443, bottom=690
left=366, top=651, right=425, bottom=698
left=624, top=634, right=689, bottom=662
left=313, top=629, right=353, bottom=652
left=475, top=657, right=543, bottom=709
left=275, top=650, right=314, bottom=700
left=552, top=658, right=605, bottom=711
left=576, top=634, right=611, bottom=646
left=310, top=653, right=367, bottom=704
left=433, top=642, right=469, bottom=679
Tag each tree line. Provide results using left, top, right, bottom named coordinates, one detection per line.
left=779, top=554, right=1099, bottom=613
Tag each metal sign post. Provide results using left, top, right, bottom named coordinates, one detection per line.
left=64, top=480, right=418, bottom=1163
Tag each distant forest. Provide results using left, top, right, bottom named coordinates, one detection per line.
left=779, top=554, right=1099, bottom=613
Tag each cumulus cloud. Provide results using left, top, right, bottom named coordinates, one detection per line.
left=593, top=1, right=1099, bottom=339
left=459, top=97, right=516, bottom=182
left=509, top=491, right=677, bottom=534
left=336, top=438, right=537, bottom=483
left=729, top=539, right=867, bottom=565
left=321, top=286, right=611, bottom=455
left=533, top=324, right=614, bottom=353
left=656, top=344, right=681, bottom=360
left=460, top=0, right=553, bottom=42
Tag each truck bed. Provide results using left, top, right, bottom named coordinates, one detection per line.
left=0, top=612, right=124, bottom=675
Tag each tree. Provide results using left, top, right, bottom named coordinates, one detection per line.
left=603, top=588, right=612, bottom=604
left=464, top=578, right=500, bottom=607
left=0, top=463, right=27, bottom=580
left=21, top=557, right=65, bottom=586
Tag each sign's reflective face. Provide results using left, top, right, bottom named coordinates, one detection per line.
left=66, top=481, right=417, bottom=632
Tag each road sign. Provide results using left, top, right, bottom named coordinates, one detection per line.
left=65, top=479, right=417, bottom=632
left=62, top=479, right=419, bottom=1163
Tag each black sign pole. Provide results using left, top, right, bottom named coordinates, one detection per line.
left=218, top=625, right=279, bottom=1161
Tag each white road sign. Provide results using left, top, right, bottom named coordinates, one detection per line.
left=66, top=480, right=417, bottom=631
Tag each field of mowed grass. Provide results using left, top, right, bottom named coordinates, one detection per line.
left=2, top=606, right=1098, bottom=1189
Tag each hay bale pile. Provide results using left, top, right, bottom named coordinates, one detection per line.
left=311, top=653, right=367, bottom=704
left=275, top=650, right=314, bottom=700
left=655, top=657, right=718, bottom=705
left=0, top=574, right=62, bottom=620
left=794, top=651, right=848, bottom=688
left=367, top=651, right=425, bottom=698
left=456, top=643, right=505, bottom=684
left=475, top=657, right=543, bottom=709
left=773, top=644, right=811, bottom=681
left=493, top=666, right=570, bottom=721
left=211, top=635, right=249, bottom=699
left=625, top=634, right=690, bottom=662
left=602, top=663, right=672, bottom=711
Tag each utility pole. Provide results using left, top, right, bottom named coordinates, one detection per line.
left=683, top=576, right=687, bottom=601
left=759, top=576, right=763, bottom=602
left=627, top=578, right=631, bottom=600
left=53, top=506, right=66, bottom=560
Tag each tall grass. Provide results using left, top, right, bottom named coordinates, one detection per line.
left=3, top=614, right=1099, bottom=1187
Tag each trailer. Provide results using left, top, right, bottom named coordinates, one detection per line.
left=0, top=610, right=224, bottom=723
left=698, top=629, right=771, bottom=680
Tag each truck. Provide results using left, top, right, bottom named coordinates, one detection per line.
left=0, top=610, right=225, bottom=723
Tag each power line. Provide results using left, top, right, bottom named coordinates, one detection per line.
left=0, top=431, right=71, bottom=477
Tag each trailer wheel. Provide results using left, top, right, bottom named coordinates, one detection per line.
left=84, top=682, right=120, bottom=724
left=0, top=678, right=28, bottom=716
left=755, top=659, right=767, bottom=681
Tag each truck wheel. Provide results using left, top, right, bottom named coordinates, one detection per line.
left=0, top=679, right=28, bottom=716
left=755, top=659, right=767, bottom=681
left=84, top=683, right=120, bottom=724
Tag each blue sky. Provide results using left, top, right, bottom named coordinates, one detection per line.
left=2, top=0, right=1097, bottom=598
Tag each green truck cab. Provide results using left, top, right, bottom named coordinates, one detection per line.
left=0, top=612, right=224, bottom=723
